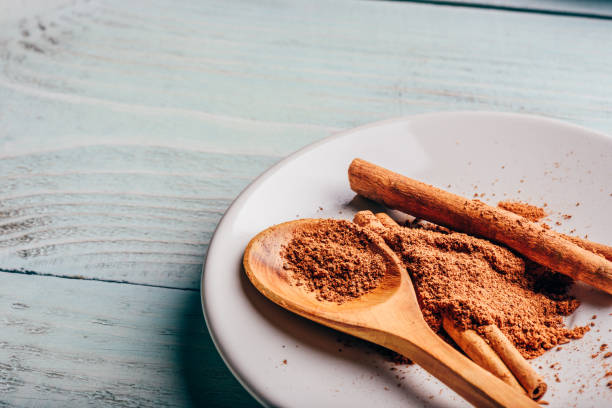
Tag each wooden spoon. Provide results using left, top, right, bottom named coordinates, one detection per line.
left=243, top=219, right=540, bottom=408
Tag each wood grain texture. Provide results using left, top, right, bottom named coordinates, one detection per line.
left=0, top=145, right=278, bottom=288
left=2, top=0, right=612, bottom=289
left=0, top=272, right=256, bottom=407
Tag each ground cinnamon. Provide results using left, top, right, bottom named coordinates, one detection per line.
left=358, top=217, right=588, bottom=359
left=281, top=219, right=386, bottom=303
left=283, top=214, right=588, bottom=358
left=498, top=201, right=547, bottom=222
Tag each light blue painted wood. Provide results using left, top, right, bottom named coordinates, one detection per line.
left=0, top=146, right=278, bottom=287
left=0, top=1, right=612, bottom=407
left=0, top=273, right=256, bottom=407
left=2, top=0, right=612, bottom=288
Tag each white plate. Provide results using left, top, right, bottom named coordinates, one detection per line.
left=202, top=112, right=612, bottom=407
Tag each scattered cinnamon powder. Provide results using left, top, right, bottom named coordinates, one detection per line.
left=498, top=201, right=547, bottom=222
left=369, top=223, right=587, bottom=359
left=282, top=220, right=386, bottom=303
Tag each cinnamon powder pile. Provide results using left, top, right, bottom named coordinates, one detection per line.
left=280, top=216, right=588, bottom=359
left=378, top=224, right=588, bottom=359
left=282, top=220, right=386, bottom=303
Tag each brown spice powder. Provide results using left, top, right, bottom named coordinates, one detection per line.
left=282, top=220, right=386, bottom=303
left=281, top=214, right=589, bottom=361
left=377, top=224, right=587, bottom=359
left=498, top=200, right=547, bottom=222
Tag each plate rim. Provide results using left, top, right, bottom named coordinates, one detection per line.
left=200, top=111, right=612, bottom=407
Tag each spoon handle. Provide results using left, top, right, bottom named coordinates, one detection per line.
left=383, top=328, right=540, bottom=408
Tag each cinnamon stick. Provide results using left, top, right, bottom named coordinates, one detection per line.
left=442, top=317, right=524, bottom=393
left=374, top=212, right=399, bottom=229
left=482, top=325, right=547, bottom=400
left=348, top=158, right=612, bottom=295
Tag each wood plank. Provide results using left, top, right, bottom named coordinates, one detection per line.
left=4, top=0, right=612, bottom=24
left=0, top=146, right=278, bottom=288
left=0, top=272, right=256, bottom=407
left=2, top=0, right=612, bottom=289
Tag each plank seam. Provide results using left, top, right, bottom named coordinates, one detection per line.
left=0, top=267, right=199, bottom=291
left=383, top=0, right=612, bottom=20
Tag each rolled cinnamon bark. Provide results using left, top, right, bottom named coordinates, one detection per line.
left=348, top=158, right=612, bottom=295
left=374, top=212, right=399, bottom=229
left=482, top=325, right=547, bottom=400
left=442, top=317, right=524, bottom=393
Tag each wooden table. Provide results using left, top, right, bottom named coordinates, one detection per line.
left=1, top=0, right=611, bottom=406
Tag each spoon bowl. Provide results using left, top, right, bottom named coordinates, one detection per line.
left=244, top=219, right=539, bottom=408
left=244, top=219, right=403, bottom=316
